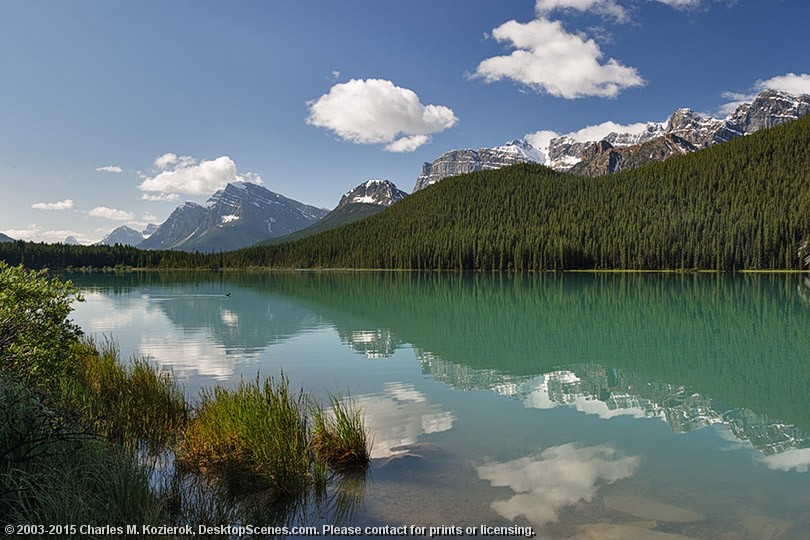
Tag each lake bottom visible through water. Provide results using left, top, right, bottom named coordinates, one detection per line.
left=67, top=271, right=810, bottom=539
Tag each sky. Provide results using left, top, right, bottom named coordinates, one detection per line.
left=2, top=0, right=809, bottom=244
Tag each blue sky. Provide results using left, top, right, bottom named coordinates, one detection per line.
left=2, top=0, right=809, bottom=243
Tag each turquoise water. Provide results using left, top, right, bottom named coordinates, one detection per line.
left=68, top=272, right=810, bottom=539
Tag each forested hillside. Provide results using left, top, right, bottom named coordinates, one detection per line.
left=3, top=115, right=810, bottom=271
left=235, top=114, right=810, bottom=271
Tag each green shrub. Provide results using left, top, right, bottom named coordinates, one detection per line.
left=0, top=262, right=82, bottom=393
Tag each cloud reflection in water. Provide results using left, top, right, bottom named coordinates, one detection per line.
left=477, top=443, right=639, bottom=526
left=354, top=382, right=455, bottom=458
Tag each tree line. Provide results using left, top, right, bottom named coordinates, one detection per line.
left=3, top=114, right=810, bottom=271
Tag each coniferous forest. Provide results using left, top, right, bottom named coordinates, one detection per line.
left=3, top=115, right=810, bottom=271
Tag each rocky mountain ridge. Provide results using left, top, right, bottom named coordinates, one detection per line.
left=97, top=224, right=158, bottom=247
left=138, top=182, right=327, bottom=252
left=413, top=139, right=544, bottom=192
left=339, top=179, right=407, bottom=207
left=549, top=89, right=810, bottom=175
left=415, top=89, right=810, bottom=187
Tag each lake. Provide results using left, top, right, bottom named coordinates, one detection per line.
left=67, top=271, right=810, bottom=539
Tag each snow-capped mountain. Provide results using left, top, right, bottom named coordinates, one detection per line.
left=0, top=232, right=14, bottom=243
left=545, top=89, right=810, bottom=175
left=98, top=225, right=147, bottom=246
left=63, top=236, right=81, bottom=246
left=413, top=139, right=544, bottom=192
left=139, top=182, right=328, bottom=252
left=338, top=179, right=407, bottom=207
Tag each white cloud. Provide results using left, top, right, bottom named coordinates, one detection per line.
left=571, top=120, right=660, bottom=141
left=384, top=135, right=431, bottom=153
left=535, top=0, right=628, bottom=22
left=477, top=443, right=640, bottom=526
left=142, top=212, right=159, bottom=222
left=139, top=155, right=263, bottom=196
left=655, top=0, right=703, bottom=9
left=524, top=120, right=661, bottom=161
left=756, top=73, right=810, bottom=96
left=719, top=73, right=810, bottom=115
left=31, top=199, right=74, bottom=210
left=2, top=225, right=92, bottom=244
left=474, top=18, right=644, bottom=99
left=331, top=70, right=341, bottom=79
left=306, top=78, right=458, bottom=152
left=142, top=193, right=180, bottom=202
left=89, top=207, right=135, bottom=221
left=96, top=165, right=123, bottom=174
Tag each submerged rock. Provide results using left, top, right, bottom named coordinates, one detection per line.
left=603, top=495, right=704, bottom=523
left=578, top=523, right=696, bottom=539
left=741, top=514, right=792, bottom=540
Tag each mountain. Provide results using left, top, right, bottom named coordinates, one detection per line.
left=139, top=182, right=328, bottom=252
left=263, top=179, right=407, bottom=245
left=339, top=179, right=407, bottom=206
left=63, top=236, right=81, bottom=246
left=413, top=90, right=810, bottom=187
left=142, top=223, right=158, bottom=237
left=548, top=89, right=810, bottom=175
left=98, top=225, right=146, bottom=246
left=413, top=139, right=544, bottom=192
left=238, top=114, right=810, bottom=271
left=0, top=233, right=13, bottom=243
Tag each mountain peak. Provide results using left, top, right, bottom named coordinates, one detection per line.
left=98, top=225, right=146, bottom=246
left=339, top=179, right=407, bottom=207
left=414, top=140, right=543, bottom=191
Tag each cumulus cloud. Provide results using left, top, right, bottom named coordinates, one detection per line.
left=138, top=154, right=263, bottom=197
left=477, top=443, right=640, bottom=526
left=474, top=18, right=644, bottom=99
left=719, top=73, right=810, bottom=115
left=535, top=0, right=629, bottom=22
left=306, top=78, right=458, bottom=152
left=31, top=199, right=74, bottom=210
left=2, top=225, right=91, bottom=244
left=89, top=207, right=135, bottom=221
left=655, top=0, right=703, bottom=9
left=142, top=193, right=180, bottom=202
left=756, top=73, right=810, bottom=96
left=524, top=120, right=662, bottom=160
left=96, top=165, right=123, bottom=173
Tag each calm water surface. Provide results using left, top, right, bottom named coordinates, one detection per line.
left=67, top=272, right=810, bottom=539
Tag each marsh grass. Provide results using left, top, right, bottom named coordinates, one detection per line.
left=177, top=374, right=321, bottom=499
left=0, top=377, right=164, bottom=530
left=312, top=393, right=371, bottom=471
left=61, top=336, right=188, bottom=455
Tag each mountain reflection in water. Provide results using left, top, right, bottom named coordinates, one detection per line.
left=68, top=271, right=810, bottom=470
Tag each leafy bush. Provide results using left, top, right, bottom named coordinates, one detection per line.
left=0, top=262, right=82, bottom=392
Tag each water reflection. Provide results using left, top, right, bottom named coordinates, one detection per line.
left=68, top=271, right=810, bottom=471
left=353, top=382, right=454, bottom=458
left=477, top=443, right=639, bottom=527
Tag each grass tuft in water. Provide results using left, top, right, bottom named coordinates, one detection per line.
left=61, top=336, right=189, bottom=455
left=311, top=393, right=370, bottom=471
left=177, top=374, right=322, bottom=499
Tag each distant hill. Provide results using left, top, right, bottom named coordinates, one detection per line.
left=262, top=180, right=407, bottom=246
left=237, top=114, right=810, bottom=271
left=0, top=233, right=14, bottom=243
